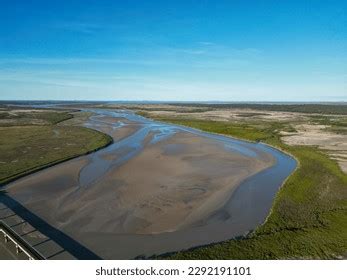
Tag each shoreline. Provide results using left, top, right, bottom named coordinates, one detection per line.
left=0, top=127, right=113, bottom=188
left=2, top=109, right=297, bottom=259
left=137, top=114, right=299, bottom=241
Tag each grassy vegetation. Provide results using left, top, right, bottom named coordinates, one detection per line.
left=169, top=103, right=347, bottom=115
left=308, top=115, right=347, bottom=135
left=152, top=116, right=296, bottom=145
left=147, top=115, right=347, bottom=259
left=96, top=105, right=213, bottom=113
left=0, top=110, right=73, bottom=126
left=158, top=118, right=270, bottom=142
left=0, top=110, right=112, bottom=186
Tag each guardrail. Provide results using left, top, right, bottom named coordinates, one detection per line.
left=0, top=220, right=45, bottom=260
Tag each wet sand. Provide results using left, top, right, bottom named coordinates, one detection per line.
left=2, top=109, right=296, bottom=259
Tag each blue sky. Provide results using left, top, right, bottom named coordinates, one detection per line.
left=0, top=0, right=346, bottom=101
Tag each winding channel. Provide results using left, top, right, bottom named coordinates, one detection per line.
left=1, top=108, right=297, bottom=259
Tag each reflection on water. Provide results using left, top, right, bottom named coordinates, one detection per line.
left=79, top=108, right=296, bottom=235
left=3, top=105, right=297, bottom=259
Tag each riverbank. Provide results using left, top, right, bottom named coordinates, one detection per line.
left=143, top=116, right=347, bottom=259
left=2, top=108, right=296, bottom=259
left=0, top=109, right=112, bottom=186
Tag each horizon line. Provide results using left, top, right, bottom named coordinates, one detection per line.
left=1, top=100, right=346, bottom=104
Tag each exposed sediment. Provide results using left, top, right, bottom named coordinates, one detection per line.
left=3, top=109, right=295, bottom=259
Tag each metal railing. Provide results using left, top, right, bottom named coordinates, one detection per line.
left=0, top=220, right=45, bottom=260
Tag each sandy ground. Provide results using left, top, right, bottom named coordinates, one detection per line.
left=281, top=124, right=347, bottom=173
left=136, top=105, right=347, bottom=174
left=74, top=131, right=274, bottom=235
left=3, top=111, right=279, bottom=258
left=6, top=128, right=274, bottom=236
left=86, top=115, right=141, bottom=141
left=146, top=108, right=309, bottom=123
left=96, top=103, right=310, bottom=123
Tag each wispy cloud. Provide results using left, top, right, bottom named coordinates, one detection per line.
left=0, top=40, right=263, bottom=70
left=163, top=42, right=262, bottom=58
left=198, top=41, right=216, bottom=46
left=1, top=67, right=346, bottom=102
left=52, top=21, right=103, bottom=34
left=0, top=57, right=178, bottom=66
left=51, top=21, right=124, bottom=34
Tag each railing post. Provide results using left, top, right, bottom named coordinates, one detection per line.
left=16, top=244, right=22, bottom=254
left=1, top=221, right=45, bottom=260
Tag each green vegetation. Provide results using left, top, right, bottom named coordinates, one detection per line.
left=149, top=116, right=347, bottom=259
left=151, top=117, right=296, bottom=145
left=0, top=110, right=112, bottom=186
left=157, top=118, right=270, bottom=142
left=308, top=115, right=347, bottom=135
left=169, top=103, right=347, bottom=115
left=0, top=110, right=73, bottom=126
left=99, top=105, right=213, bottom=113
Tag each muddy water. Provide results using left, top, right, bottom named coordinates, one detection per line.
left=2, top=108, right=296, bottom=259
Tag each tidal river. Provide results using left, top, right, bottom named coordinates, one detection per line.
left=2, top=108, right=296, bottom=259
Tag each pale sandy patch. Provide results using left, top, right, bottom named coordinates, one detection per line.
left=281, top=124, right=347, bottom=173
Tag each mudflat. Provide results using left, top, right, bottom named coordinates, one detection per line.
left=4, top=109, right=284, bottom=258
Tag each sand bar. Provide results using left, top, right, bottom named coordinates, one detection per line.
left=2, top=109, right=296, bottom=259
